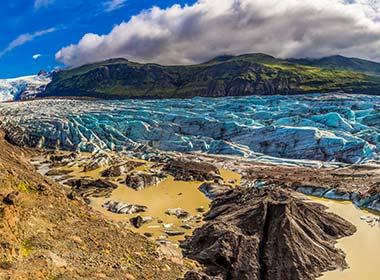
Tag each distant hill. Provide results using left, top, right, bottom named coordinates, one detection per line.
left=39, top=54, right=380, bottom=99
left=290, top=55, right=380, bottom=76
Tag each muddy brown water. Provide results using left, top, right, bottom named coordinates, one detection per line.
left=309, top=197, right=380, bottom=280
left=33, top=153, right=242, bottom=242
left=90, top=168, right=241, bottom=242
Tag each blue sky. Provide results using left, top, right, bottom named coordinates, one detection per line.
left=1, top=0, right=380, bottom=78
left=0, top=0, right=194, bottom=78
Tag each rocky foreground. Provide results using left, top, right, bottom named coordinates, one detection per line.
left=0, top=131, right=186, bottom=279
left=182, top=188, right=356, bottom=280
left=1, top=128, right=379, bottom=279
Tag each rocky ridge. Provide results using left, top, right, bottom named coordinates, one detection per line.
left=182, top=188, right=356, bottom=280
left=39, top=54, right=380, bottom=99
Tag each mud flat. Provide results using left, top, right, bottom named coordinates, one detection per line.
left=31, top=151, right=241, bottom=243
left=90, top=177, right=211, bottom=242
left=310, top=197, right=380, bottom=280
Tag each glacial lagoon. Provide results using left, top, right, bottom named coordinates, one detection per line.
left=311, top=197, right=380, bottom=280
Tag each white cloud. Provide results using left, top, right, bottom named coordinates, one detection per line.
left=0, top=28, right=56, bottom=58
left=103, top=0, right=127, bottom=12
left=32, top=54, right=43, bottom=60
left=345, top=0, right=380, bottom=20
left=56, top=0, right=380, bottom=67
left=34, top=0, right=55, bottom=9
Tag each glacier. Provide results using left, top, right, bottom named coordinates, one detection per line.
left=0, top=93, right=380, bottom=163
left=0, top=74, right=51, bottom=101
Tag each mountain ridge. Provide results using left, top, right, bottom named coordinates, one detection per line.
left=289, top=55, right=380, bottom=76
left=34, top=53, right=380, bottom=99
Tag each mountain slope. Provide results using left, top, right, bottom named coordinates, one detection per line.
left=290, top=55, right=380, bottom=76
left=39, top=54, right=380, bottom=99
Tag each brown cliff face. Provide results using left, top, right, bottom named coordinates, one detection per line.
left=182, top=188, right=356, bottom=280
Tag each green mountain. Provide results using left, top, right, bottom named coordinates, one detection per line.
left=40, top=54, right=380, bottom=99
left=290, top=55, right=380, bottom=76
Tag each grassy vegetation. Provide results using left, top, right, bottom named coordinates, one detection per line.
left=41, top=53, right=380, bottom=99
left=19, top=240, right=33, bottom=257
left=16, top=181, right=30, bottom=193
left=290, top=55, right=380, bottom=76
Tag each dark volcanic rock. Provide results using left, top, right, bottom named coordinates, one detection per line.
left=165, top=230, right=185, bottom=236
left=101, top=161, right=145, bottom=177
left=103, top=201, right=147, bottom=214
left=181, top=188, right=356, bottom=280
left=165, top=208, right=190, bottom=219
left=130, top=216, right=144, bottom=228
left=3, top=191, right=20, bottom=205
left=163, top=160, right=221, bottom=181
left=65, top=179, right=118, bottom=198
left=101, top=165, right=123, bottom=177
left=199, top=182, right=233, bottom=200
left=50, top=153, right=79, bottom=163
left=125, top=172, right=165, bottom=191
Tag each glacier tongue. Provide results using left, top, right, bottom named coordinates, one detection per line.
left=0, top=93, right=379, bottom=164
left=0, top=74, right=51, bottom=101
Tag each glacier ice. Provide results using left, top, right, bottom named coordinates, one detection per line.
left=0, top=74, right=51, bottom=101
left=0, top=93, right=380, bottom=163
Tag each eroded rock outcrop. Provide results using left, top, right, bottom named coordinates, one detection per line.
left=101, top=161, right=145, bottom=177
left=243, top=164, right=380, bottom=212
left=199, top=182, right=233, bottom=200
left=163, top=160, right=221, bottom=181
left=65, top=178, right=118, bottom=199
left=182, top=188, right=356, bottom=280
left=103, top=200, right=147, bottom=214
left=125, top=171, right=166, bottom=190
left=83, top=153, right=112, bottom=172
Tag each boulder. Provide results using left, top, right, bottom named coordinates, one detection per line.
left=50, top=152, right=79, bottom=164
left=125, top=172, right=166, bottom=191
left=84, top=153, right=111, bottom=172
left=163, top=160, right=221, bottom=181
left=101, top=165, right=123, bottom=177
left=65, top=179, right=118, bottom=198
left=165, top=230, right=186, bottom=236
left=199, top=182, right=233, bottom=200
left=103, top=201, right=147, bottom=214
left=130, top=216, right=144, bottom=228
left=3, top=191, right=20, bottom=205
left=101, top=161, right=145, bottom=177
left=165, top=208, right=190, bottom=219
